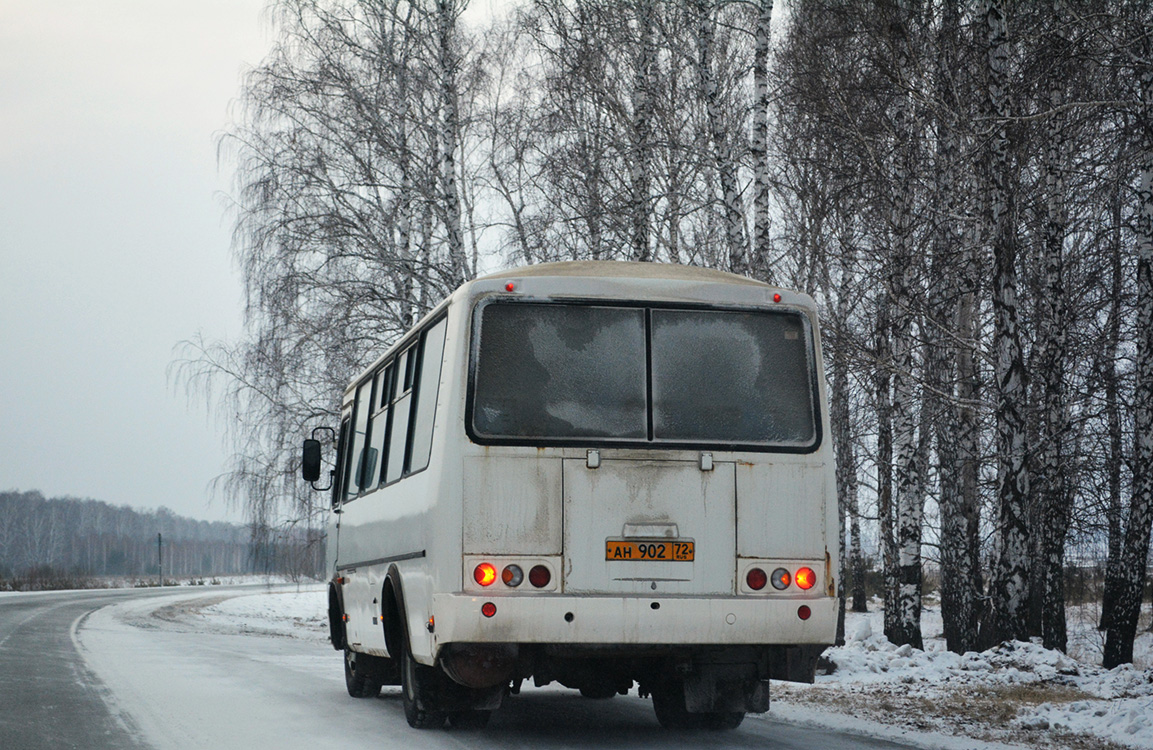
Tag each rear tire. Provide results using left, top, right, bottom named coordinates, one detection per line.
left=344, top=648, right=382, bottom=698
left=401, top=642, right=446, bottom=729
left=651, top=681, right=702, bottom=730
left=447, top=710, right=491, bottom=729
left=579, top=685, right=617, bottom=700
left=702, top=711, right=745, bottom=730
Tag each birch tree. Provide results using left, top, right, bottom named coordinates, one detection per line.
left=978, top=0, right=1032, bottom=649
left=1104, top=6, right=1153, bottom=668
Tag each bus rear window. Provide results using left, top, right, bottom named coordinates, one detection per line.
left=472, top=303, right=647, bottom=439
left=649, top=309, right=815, bottom=445
left=471, top=301, right=818, bottom=450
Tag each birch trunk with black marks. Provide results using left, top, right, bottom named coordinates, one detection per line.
left=931, top=0, right=979, bottom=655
left=831, top=257, right=858, bottom=640
left=631, top=0, right=656, bottom=262
left=833, top=236, right=866, bottom=613
left=875, top=289, right=898, bottom=640
left=1104, top=37, right=1153, bottom=669
left=979, top=0, right=1031, bottom=650
left=696, top=0, right=747, bottom=275
left=438, top=0, right=466, bottom=286
left=395, top=49, right=416, bottom=329
left=1036, top=15, right=1071, bottom=652
left=888, top=1, right=923, bottom=650
left=750, top=0, right=774, bottom=281
left=1100, top=160, right=1125, bottom=633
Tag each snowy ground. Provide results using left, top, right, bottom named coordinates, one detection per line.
left=80, top=586, right=1153, bottom=749
left=772, top=598, right=1153, bottom=750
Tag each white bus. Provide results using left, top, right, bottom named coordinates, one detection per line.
left=302, top=261, right=838, bottom=730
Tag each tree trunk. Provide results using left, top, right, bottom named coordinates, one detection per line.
left=1104, top=37, right=1153, bottom=669
left=631, top=0, right=655, bottom=262
left=1100, top=158, right=1125, bottom=632
left=1036, top=19, right=1071, bottom=652
left=438, top=0, right=466, bottom=286
left=931, top=0, right=974, bottom=653
left=750, top=0, right=774, bottom=281
left=979, top=0, right=1031, bottom=650
left=696, top=0, right=747, bottom=275
left=888, top=0, right=924, bottom=650
left=875, top=289, right=898, bottom=640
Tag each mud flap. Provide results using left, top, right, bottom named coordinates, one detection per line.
left=427, top=667, right=506, bottom=712
left=683, top=663, right=770, bottom=714
left=767, top=645, right=825, bottom=684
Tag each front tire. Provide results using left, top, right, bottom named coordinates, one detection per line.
left=344, top=649, right=381, bottom=698
left=401, top=642, right=446, bottom=729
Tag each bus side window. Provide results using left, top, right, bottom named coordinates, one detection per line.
left=409, top=317, right=447, bottom=474
left=362, top=367, right=391, bottom=494
left=344, top=380, right=372, bottom=501
left=385, top=349, right=414, bottom=484
left=332, top=416, right=350, bottom=508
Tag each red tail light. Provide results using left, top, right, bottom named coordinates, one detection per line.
left=746, top=568, right=768, bottom=591
left=528, top=565, right=551, bottom=588
left=795, top=567, right=816, bottom=590
left=474, top=563, right=497, bottom=587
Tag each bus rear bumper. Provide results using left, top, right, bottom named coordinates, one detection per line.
left=430, top=593, right=837, bottom=648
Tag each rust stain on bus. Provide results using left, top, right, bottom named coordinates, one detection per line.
left=825, top=548, right=835, bottom=597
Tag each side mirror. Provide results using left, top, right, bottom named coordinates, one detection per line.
left=302, top=439, right=323, bottom=482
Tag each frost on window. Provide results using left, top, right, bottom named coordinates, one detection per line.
left=472, top=303, right=647, bottom=440
left=651, top=309, right=815, bottom=446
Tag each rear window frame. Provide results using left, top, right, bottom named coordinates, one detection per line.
left=465, top=296, right=823, bottom=454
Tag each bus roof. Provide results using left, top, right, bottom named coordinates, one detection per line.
left=476, top=260, right=770, bottom=288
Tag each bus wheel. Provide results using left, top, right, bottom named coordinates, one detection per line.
left=344, top=649, right=381, bottom=698
left=651, top=681, right=702, bottom=730
left=702, top=711, right=745, bottom=730
left=401, top=643, right=446, bottom=729
left=447, top=710, right=491, bottom=730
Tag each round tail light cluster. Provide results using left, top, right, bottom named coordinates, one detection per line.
left=745, top=565, right=818, bottom=592
left=473, top=562, right=552, bottom=589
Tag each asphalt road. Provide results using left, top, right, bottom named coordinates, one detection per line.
left=0, top=588, right=157, bottom=750
left=2, top=586, right=928, bottom=750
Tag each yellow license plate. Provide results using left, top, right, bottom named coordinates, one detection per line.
left=605, top=540, right=695, bottom=561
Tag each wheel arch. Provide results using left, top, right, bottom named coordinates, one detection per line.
left=381, top=565, right=407, bottom=659
left=328, top=579, right=347, bottom=651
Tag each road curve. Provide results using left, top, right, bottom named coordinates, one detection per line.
left=0, top=588, right=160, bottom=750
left=4, top=586, right=927, bottom=750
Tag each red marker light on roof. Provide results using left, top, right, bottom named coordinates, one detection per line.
left=505, top=282, right=516, bottom=292
left=773, top=293, right=782, bottom=303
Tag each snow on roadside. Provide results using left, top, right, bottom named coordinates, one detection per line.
left=197, top=586, right=328, bottom=642
left=780, top=602, right=1153, bottom=750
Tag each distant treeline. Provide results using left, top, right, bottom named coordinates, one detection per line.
left=0, top=490, right=323, bottom=586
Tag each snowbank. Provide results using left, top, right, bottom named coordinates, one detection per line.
left=796, top=602, right=1153, bottom=749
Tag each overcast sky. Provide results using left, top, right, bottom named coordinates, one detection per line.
left=0, top=1, right=270, bottom=523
